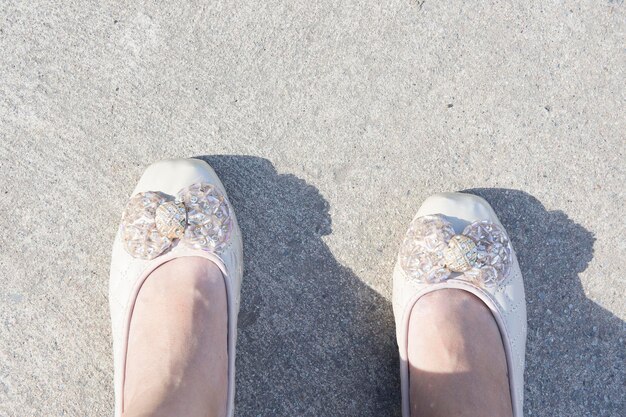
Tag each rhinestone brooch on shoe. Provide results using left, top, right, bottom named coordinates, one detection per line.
left=120, top=183, right=233, bottom=260
left=398, top=214, right=513, bottom=287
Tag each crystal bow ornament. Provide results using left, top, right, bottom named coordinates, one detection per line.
left=399, top=215, right=513, bottom=287
left=120, top=183, right=233, bottom=260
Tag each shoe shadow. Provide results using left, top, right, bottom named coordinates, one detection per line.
left=197, top=155, right=401, bottom=417
left=463, top=188, right=625, bottom=417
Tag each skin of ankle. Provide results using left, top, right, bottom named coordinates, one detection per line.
left=123, top=257, right=228, bottom=417
left=407, top=289, right=513, bottom=417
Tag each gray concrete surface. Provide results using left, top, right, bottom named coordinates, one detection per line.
left=0, top=1, right=624, bottom=416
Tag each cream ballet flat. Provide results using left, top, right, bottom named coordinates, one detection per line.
left=393, top=192, right=527, bottom=417
left=109, top=158, right=243, bottom=417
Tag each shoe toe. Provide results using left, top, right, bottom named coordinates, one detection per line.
left=132, top=158, right=222, bottom=196
left=415, top=192, right=503, bottom=232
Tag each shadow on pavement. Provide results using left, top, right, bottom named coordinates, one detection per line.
left=187, top=161, right=624, bottom=417
left=464, top=188, right=624, bottom=417
left=198, top=155, right=401, bottom=417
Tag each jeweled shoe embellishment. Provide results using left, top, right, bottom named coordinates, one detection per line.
left=155, top=200, right=187, bottom=239
left=399, top=214, right=513, bottom=287
left=443, top=235, right=478, bottom=272
left=121, top=183, right=232, bottom=260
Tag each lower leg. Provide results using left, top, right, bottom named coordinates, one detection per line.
left=122, top=257, right=228, bottom=417
left=408, top=289, right=513, bottom=417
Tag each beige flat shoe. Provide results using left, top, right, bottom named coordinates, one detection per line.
left=393, top=192, right=527, bottom=417
left=109, top=158, right=243, bottom=417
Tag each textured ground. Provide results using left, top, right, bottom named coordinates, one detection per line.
left=1, top=1, right=624, bottom=416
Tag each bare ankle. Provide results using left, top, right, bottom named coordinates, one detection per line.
left=123, top=257, right=228, bottom=417
left=408, top=289, right=513, bottom=417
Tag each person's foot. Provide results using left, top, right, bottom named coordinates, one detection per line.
left=393, top=193, right=527, bottom=417
left=122, top=256, right=228, bottom=417
left=109, top=159, right=243, bottom=417
left=407, top=289, right=513, bottom=417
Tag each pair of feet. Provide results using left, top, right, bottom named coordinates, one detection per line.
left=123, top=258, right=512, bottom=417
left=111, top=159, right=525, bottom=417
